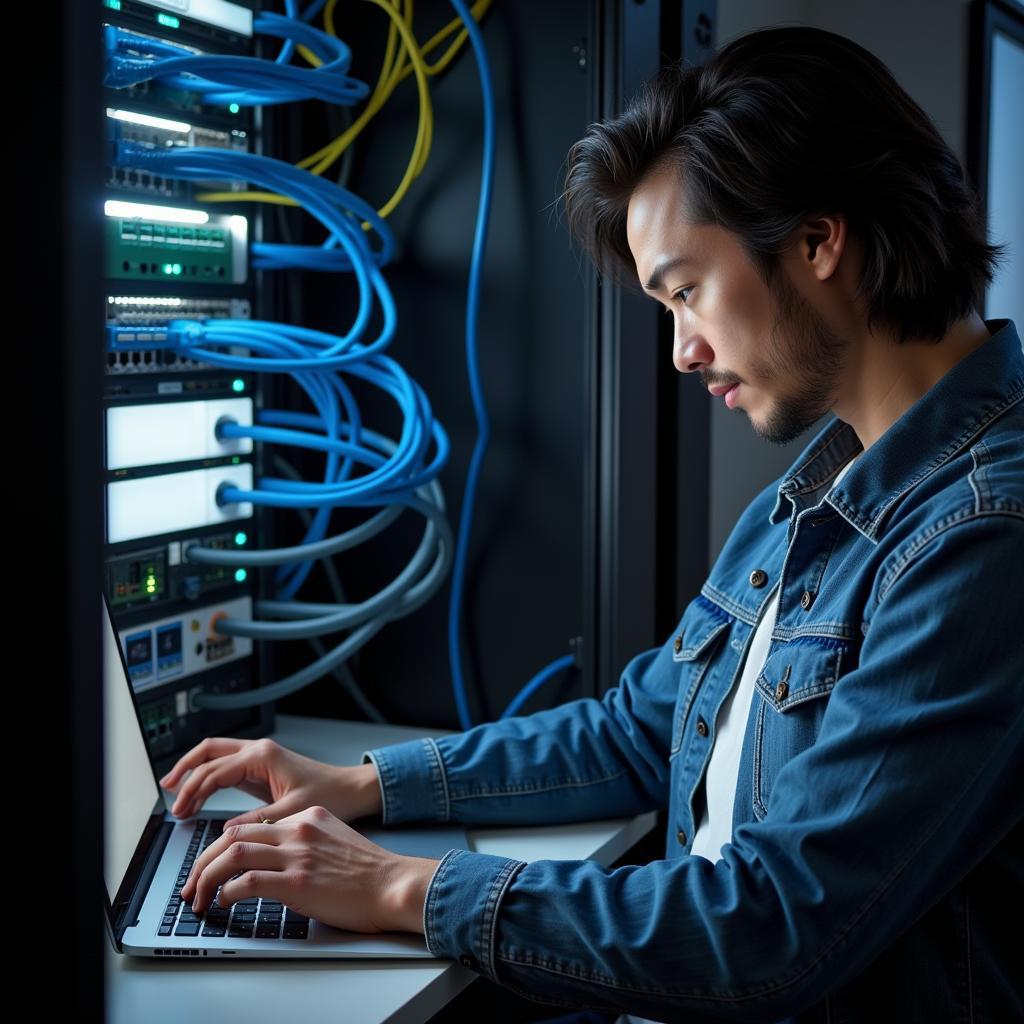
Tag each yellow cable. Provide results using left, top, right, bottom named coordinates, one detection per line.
left=197, top=0, right=492, bottom=219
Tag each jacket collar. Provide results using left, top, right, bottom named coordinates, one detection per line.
left=769, top=318, right=1024, bottom=542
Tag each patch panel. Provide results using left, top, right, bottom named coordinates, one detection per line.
left=106, top=108, right=249, bottom=198
left=105, top=212, right=246, bottom=284
left=105, top=295, right=251, bottom=375
left=117, top=595, right=253, bottom=695
left=102, top=13, right=255, bottom=120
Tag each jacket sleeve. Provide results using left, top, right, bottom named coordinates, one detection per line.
left=418, top=512, right=1024, bottom=1021
left=360, top=603, right=704, bottom=827
left=360, top=598, right=729, bottom=827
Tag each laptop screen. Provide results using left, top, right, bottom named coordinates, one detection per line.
left=103, top=594, right=162, bottom=906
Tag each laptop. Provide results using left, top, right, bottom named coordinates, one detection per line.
left=101, top=593, right=473, bottom=958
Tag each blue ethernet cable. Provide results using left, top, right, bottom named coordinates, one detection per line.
left=444, top=0, right=579, bottom=726
left=501, top=654, right=577, bottom=720
left=103, top=12, right=367, bottom=107
left=112, top=140, right=393, bottom=279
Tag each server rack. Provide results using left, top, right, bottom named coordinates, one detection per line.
left=37, top=2, right=717, bottom=1013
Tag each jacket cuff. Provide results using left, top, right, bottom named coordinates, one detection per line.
left=423, top=848, right=526, bottom=981
left=360, top=737, right=450, bottom=825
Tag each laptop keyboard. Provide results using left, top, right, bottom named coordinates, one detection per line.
left=158, top=818, right=310, bottom=940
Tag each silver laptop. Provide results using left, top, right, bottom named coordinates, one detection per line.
left=101, top=593, right=472, bottom=958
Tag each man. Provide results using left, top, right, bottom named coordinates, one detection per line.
left=162, top=27, right=1022, bottom=1023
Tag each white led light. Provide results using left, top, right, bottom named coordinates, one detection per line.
left=227, top=216, right=249, bottom=283
left=109, top=295, right=185, bottom=306
left=104, top=200, right=209, bottom=225
left=106, top=108, right=191, bottom=133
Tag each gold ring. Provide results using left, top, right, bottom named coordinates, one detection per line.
left=261, top=817, right=274, bottom=825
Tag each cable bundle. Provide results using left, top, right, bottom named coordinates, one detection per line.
left=110, top=134, right=449, bottom=710
left=107, top=0, right=576, bottom=722
left=103, top=11, right=368, bottom=107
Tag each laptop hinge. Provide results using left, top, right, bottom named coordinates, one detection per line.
left=114, top=819, right=174, bottom=945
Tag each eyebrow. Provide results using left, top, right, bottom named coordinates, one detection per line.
left=643, top=255, right=693, bottom=293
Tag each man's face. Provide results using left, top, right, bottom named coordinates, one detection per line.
left=625, top=160, right=849, bottom=446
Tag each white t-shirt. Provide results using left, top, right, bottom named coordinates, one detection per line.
left=690, top=453, right=859, bottom=863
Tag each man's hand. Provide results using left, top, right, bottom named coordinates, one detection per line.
left=178, top=805, right=439, bottom=934
left=159, top=736, right=383, bottom=826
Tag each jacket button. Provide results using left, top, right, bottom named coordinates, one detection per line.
left=749, top=569, right=768, bottom=588
left=800, top=590, right=815, bottom=610
left=775, top=681, right=789, bottom=701
left=673, top=633, right=683, bottom=654
left=459, top=954, right=477, bottom=970
left=696, top=717, right=708, bottom=737
left=677, top=829, right=687, bottom=845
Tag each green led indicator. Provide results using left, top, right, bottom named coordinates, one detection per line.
left=235, top=532, right=248, bottom=546
left=162, top=263, right=173, bottom=274
left=231, top=456, right=240, bottom=464
left=229, top=103, right=241, bottom=114
left=157, top=13, right=180, bottom=29
left=104, top=0, right=122, bottom=10
left=232, top=378, right=245, bottom=393
left=173, top=263, right=182, bottom=275
left=234, top=568, right=247, bottom=583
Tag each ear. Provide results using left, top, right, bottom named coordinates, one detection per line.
left=795, top=214, right=847, bottom=282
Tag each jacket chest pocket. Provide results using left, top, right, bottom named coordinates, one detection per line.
left=669, top=597, right=732, bottom=757
left=751, top=639, right=849, bottom=820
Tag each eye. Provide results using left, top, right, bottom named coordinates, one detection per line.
left=672, top=286, right=694, bottom=305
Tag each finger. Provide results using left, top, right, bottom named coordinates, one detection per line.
left=159, top=737, right=247, bottom=791
left=190, top=842, right=288, bottom=914
left=170, top=752, right=262, bottom=818
left=223, top=798, right=296, bottom=830
left=215, top=869, right=293, bottom=914
left=180, top=823, right=280, bottom=903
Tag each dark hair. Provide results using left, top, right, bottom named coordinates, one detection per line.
left=562, top=26, right=1005, bottom=342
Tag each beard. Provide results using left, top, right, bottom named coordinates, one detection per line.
left=751, top=274, right=849, bottom=446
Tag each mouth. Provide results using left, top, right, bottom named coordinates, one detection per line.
left=709, top=382, right=741, bottom=407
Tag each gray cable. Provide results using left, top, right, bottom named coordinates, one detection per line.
left=216, top=490, right=447, bottom=639
left=271, top=454, right=388, bottom=724
left=184, top=504, right=403, bottom=565
left=192, top=476, right=453, bottom=709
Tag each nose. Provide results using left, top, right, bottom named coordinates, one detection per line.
left=673, top=332, right=714, bottom=375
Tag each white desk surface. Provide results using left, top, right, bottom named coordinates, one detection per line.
left=107, top=714, right=659, bottom=1024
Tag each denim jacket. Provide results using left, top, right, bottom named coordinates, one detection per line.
left=362, top=318, right=1024, bottom=1023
